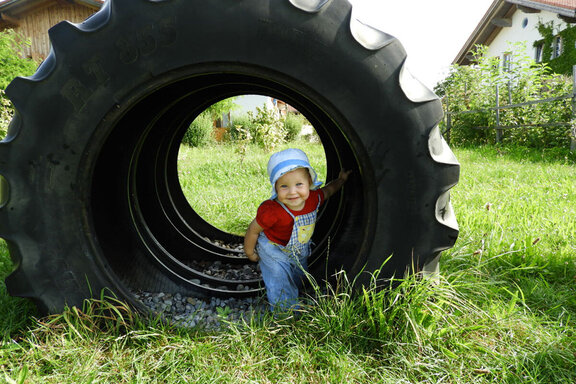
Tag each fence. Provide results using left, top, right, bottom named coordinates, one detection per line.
left=443, top=66, right=576, bottom=152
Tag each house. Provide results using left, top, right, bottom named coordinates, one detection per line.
left=0, top=0, right=104, bottom=61
left=453, top=0, right=576, bottom=74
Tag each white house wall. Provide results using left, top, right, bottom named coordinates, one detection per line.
left=232, top=95, right=275, bottom=118
left=487, top=8, right=567, bottom=61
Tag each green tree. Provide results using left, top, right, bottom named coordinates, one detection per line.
left=203, top=97, right=238, bottom=121
left=283, top=112, right=305, bottom=142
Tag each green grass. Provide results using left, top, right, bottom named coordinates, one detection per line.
left=1, top=143, right=575, bottom=383
left=445, top=146, right=576, bottom=320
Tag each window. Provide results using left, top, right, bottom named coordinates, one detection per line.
left=502, top=53, right=512, bottom=72
left=552, top=36, right=563, bottom=58
left=535, top=43, right=543, bottom=63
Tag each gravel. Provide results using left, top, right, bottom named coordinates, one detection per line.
left=187, top=260, right=261, bottom=281
left=133, top=242, right=269, bottom=330
left=134, top=291, right=269, bottom=330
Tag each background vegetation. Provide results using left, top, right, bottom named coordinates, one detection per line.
left=0, top=30, right=37, bottom=90
left=181, top=111, right=214, bottom=148
left=436, top=45, right=574, bottom=148
left=227, top=107, right=309, bottom=152
left=0, top=30, right=38, bottom=139
left=181, top=98, right=309, bottom=155
left=535, top=21, right=576, bottom=76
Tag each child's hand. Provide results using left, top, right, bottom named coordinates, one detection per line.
left=338, top=169, right=352, bottom=182
left=246, top=251, right=260, bottom=262
left=322, top=169, right=352, bottom=199
left=244, top=219, right=263, bottom=262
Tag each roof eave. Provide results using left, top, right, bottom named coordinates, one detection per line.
left=0, top=0, right=104, bottom=13
left=506, top=0, right=576, bottom=17
left=0, top=0, right=21, bottom=11
left=452, top=0, right=513, bottom=65
left=74, top=0, right=104, bottom=10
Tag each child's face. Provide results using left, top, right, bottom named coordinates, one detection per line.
left=275, top=168, right=312, bottom=211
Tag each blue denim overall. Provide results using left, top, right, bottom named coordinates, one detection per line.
left=257, top=195, right=321, bottom=311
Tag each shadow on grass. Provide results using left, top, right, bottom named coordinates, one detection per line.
left=0, top=284, right=37, bottom=340
left=0, top=240, right=37, bottom=340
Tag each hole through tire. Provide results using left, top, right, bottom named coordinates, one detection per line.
left=91, top=69, right=359, bottom=300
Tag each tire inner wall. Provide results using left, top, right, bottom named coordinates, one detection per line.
left=90, top=71, right=367, bottom=296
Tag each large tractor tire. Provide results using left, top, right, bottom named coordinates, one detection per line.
left=0, top=0, right=459, bottom=314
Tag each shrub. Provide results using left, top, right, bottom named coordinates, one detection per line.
left=247, top=106, right=286, bottom=151
left=283, top=113, right=305, bottom=142
left=1, top=30, right=38, bottom=139
left=0, top=90, right=12, bottom=139
left=0, top=29, right=37, bottom=89
left=182, top=112, right=214, bottom=147
left=229, top=114, right=254, bottom=141
left=436, top=44, right=574, bottom=148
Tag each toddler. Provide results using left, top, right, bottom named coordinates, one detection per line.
left=244, top=148, right=350, bottom=312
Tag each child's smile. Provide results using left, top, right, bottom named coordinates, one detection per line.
left=274, top=168, right=312, bottom=211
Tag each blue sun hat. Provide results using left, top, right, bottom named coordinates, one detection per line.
left=267, top=148, right=323, bottom=199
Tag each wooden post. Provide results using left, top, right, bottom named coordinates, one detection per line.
left=445, top=97, right=452, bottom=144
left=571, top=66, right=576, bottom=152
left=495, top=84, right=502, bottom=143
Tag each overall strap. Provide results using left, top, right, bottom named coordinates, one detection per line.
left=275, top=192, right=322, bottom=219
left=276, top=200, right=295, bottom=219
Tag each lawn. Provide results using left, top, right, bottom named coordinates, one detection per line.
left=0, top=143, right=575, bottom=383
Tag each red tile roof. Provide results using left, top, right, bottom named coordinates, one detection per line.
left=533, top=0, right=576, bottom=9
left=507, top=0, right=576, bottom=14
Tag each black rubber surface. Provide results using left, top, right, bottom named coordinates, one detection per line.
left=0, top=0, right=459, bottom=314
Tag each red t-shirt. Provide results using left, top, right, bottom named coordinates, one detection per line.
left=256, top=189, right=324, bottom=246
